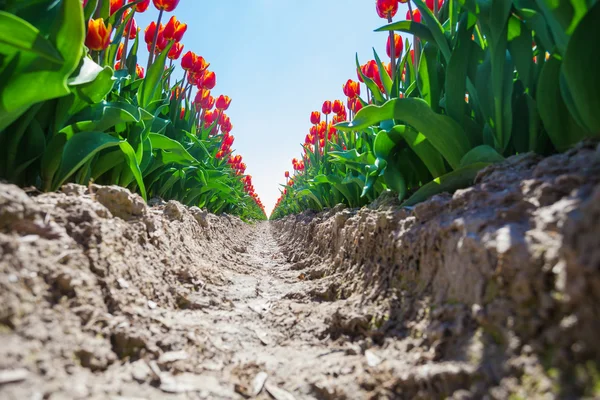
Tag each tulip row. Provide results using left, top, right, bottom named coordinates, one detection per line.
left=270, top=0, right=600, bottom=219
left=0, top=0, right=266, bottom=220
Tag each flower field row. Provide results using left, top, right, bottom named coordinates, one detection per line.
left=270, top=0, right=600, bottom=219
left=0, top=0, right=266, bottom=220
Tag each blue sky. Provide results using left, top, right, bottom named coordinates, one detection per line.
left=134, top=1, right=411, bottom=215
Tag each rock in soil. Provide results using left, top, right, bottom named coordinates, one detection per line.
left=1, top=142, right=600, bottom=399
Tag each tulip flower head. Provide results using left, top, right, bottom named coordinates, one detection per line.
left=110, top=0, right=124, bottom=16
left=310, top=111, right=321, bottom=125
left=163, top=16, right=187, bottom=42
left=376, top=0, right=398, bottom=19
left=136, top=64, right=145, bottom=78
left=285, top=171, right=290, bottom=178
left=386, top=33, right=403, bottom=59
left=343, top=79, right=360, bottom=98
left=332, top=100, right=345, bottom=115
left=181, top=51, right=195, bottom=71
left=124, top=16, right=137, bottom=40
left=199, top=70, right=216, bottom=90
left=130, top=0, right=151, bottom=12
left=168, top=42, right=184, bottom=60
left=153, top=0, right=180, bottom=12
left=116, top=43, right=124, bottom=60
left=216, top=95, right=232, bottom=111
left=322, top=101, right=332, bottom=115
left=407, top=9, right=422, bottom=23
left=86, top=18, right=112, bottom=51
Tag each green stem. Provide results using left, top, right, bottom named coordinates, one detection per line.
left=146, top=9, right=164, bottom=73
left=121, top=10, right=135, bottom=70
left=387, top=14, right=396, bottom=82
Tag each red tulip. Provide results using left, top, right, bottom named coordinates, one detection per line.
left=354, top=100, right=363, bottom=113
left=193, top=55, right=209, bottom=74
left=322, top=100, right=332, bottom=115
left=407, top=9, right=421, bottom=23
left=163, top=16, right=187, bottom=42
left=168, top=42, right=184, bottom=60
left=376, top=0, right=398, bottom=19
left=199, top=71, right=216, bottom=90
left=130, top=0, right=151, bottom=12
left=152, top=0, right=180, bottom=12
left=285, top=171, right=290, bottom=178
left=110, top=0, right=124, bottom=16
left=144, top=21, right=158, bottom=45
left=216, top=150, right=225, bottom=159
left=332, top=100, right=344, bottom=115
left=426, top=0, right=444, bottom=11
left=125, top=16, right=137, bottom=40
left=310, top=111, right=321, bottom=125
left=204, top=110, right=218, bottom=127
left=86, top=19, right=112, bottom=51
left=180, top=107, right=186, bottom=120
left=181, top=51, right=195, bottom=71
left=342, top=79, right=360, bottom=98
left=386, top=33, right=403, bottom=59
left=136, top=64, right=145, bottom=78
left=116, top=43, right=124, bottom=60
left=216, top=95, right=232, bottom=111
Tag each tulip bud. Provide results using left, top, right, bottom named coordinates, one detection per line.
left=181, top=51, right=195, bottom=71
left=216, top=95, right=232, bottom=111
left=376, top=0, right=398, bottom=19
left=86, top=18, right=112, bottom=51
left=386, top=33, right=403, bottom=59
left=322, top=101, right=332, bottom=115
left=310, top=111, right=321, bottom=125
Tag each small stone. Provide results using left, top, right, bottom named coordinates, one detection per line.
left=0, top=368, right=30, bottom=384
left=117, top=278, right=130, bottom=289
left=365, top=350, right=382, bottom=367
left=158, top=351, right=189, bottom=365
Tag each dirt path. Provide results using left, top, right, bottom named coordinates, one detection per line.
left=4, top=143, right=600, bottom=400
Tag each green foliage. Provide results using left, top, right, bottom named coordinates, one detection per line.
left=0, top=0, right=266, bottom=221
left=271, top=0, right=599, bottom=220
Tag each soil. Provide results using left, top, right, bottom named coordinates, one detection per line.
left=1, top=142, right=600, bottom=399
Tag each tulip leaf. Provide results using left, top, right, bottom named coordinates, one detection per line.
left=0, top=11, right=63, bottom=63
left=336, top=98, right=471, bottom=170
left=138, top=41, right=174, bottom=108
left=561, top=0, right=600, bottom=134
left=402, top=162, right=490, bottom=207
left=375, top=20, right=436, bottom=45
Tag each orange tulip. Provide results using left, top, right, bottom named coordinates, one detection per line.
left=342, top=79, right=360, bottom=98
left=285, top=171, right=290, bottom=178
left=152, top=0, right=180, bottom=12
left=376, top=0, right=398, bottom=19
left=322, top=100, right=332, bottom=115
left=310, top=111, right=321, bottom=125
left=86, top=18, right=112, bottom=51
left=168, top=42, right=184, bottom=60
left=386, top=34, right=403, bottom=59
left=216, top=95, right=232, bottom=110
left=163, top=16, right=187, bottom=42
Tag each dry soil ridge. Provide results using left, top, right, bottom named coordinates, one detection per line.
left=1, top=142, right=600, bottom=399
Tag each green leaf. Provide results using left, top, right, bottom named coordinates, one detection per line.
left=336, top=98, right=471, bottom=169
left=388, top=125, right=447, bottom=178
left=402, top=162, right=490, bottom=207
left=561, top=1, right=600, bottom=134
left=375, top=20, right=436, bottom=44
left=138, top=42, right=174, bottom=108
left=149, top=133, right=199, bottom=164
left=412, top=0, right=452, bottom=62
left=460, top=145, right=504, bottom=167
left=537, top=55, right=588, bottom=151
left=418, top=42, right=441, bottom=112
left=70, top=63, right=115, bottom=105
left=53, top=131, right=124, bottom=190
left=0, top=11, right=63, bottom=63
left=0, top=0, right=84, bottom=127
